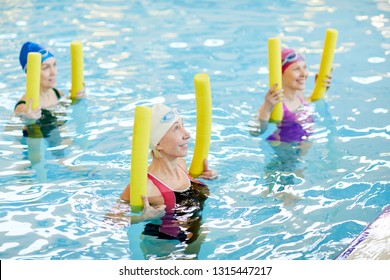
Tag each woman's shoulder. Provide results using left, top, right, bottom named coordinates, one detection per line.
left=16, top=94, right=27, bottom=103
left=14, top=95, right=27, bottom=112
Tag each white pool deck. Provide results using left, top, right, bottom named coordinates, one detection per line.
left=336, top=205, right=390, bottom=260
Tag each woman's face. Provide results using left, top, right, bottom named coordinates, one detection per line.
left=40, top=57, right=57, bottom=90
left=157, top=118, right=191, bottom=158
left=282, top=60, right=308, bottom=92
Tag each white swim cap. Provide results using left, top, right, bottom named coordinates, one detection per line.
left=149, top=103, right=181, bottom=149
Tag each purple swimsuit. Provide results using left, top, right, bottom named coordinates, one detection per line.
left=267, top=96, right=314, bottom=142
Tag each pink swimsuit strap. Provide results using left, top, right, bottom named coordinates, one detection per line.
left=147, top=165, right=191, bottom=212
left=282, top=95, right=306, bottom=113
left=147, top=165, right=193, bottom=238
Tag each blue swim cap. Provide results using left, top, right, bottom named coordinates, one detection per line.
left=19, top=41, right=55, bottom=72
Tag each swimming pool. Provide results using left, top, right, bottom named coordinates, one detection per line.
left=0, top=0, right=389, bottom=260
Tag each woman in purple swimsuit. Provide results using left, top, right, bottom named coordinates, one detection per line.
left=249, top=47, right=331, bottom=142
left=113, top=104, right=217, bottom=245
left=249, top=48, right=333, bottom=201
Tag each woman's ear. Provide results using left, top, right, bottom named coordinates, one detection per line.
left=155, top=142, right=163, bottom=151
left=151, top=147, right=163, bottom=159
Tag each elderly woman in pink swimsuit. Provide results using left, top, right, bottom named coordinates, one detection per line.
left=116, top=103, right=217, bottom=243
left=250, top=47, right=332, bottom=142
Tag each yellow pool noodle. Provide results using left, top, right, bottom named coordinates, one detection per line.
left=25, top=52, right=42, bottom=110
left=268, top=38, right=283, bottom=122
left=189, top=73, right=212, bottom=178
left=311, top=29, right=338, bottom=101
left=130, top=106, right=152, bottom=212
left=70, top=40, right=84, bottom=99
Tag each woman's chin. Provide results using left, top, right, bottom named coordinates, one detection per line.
left=181, top=148, right=189, bottom=156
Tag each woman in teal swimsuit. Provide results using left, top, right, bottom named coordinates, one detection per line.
left=14, top=41, right=86, bottom=134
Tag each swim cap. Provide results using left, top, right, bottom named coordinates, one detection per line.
left=19, top=41, right=55, bottom=72
left=281, top=47, right=304, bottom=74
left=149, top=103, right=181, bottom=149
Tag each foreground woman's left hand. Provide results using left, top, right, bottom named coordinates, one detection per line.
left=198, top=159, right=218, bottom=180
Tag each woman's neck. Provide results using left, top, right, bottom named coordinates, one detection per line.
left=40, top=87, right=51, bottom=97
left=39, top=87, right=59, bottom=109
left=149, top=157, right=190, bottom=190
left=283, top=88, right=299, bottom=101
left=149, top=157, right=179, bottom=178
left=283, top=89, right=303, bottom=111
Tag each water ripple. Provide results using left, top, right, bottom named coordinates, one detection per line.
left=0, top=0, right=389, bottom=261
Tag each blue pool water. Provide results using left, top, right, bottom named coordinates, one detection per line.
left=0, top=0, right=389, bottom=260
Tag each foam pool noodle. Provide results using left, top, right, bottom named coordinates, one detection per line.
left=70, top=40, right=84, bottom=99
left=268, top=38, right=283, bottom=122
left=311, top=28, right=338, bottom=101
left=130, top=106, right=152, bottom=212
left=25, top=52, right=42, bottom=110
left=189, top=73, right=212, bottom=178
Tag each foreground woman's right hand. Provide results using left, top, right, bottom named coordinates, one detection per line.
left=140, top=195, right=166, bottom=221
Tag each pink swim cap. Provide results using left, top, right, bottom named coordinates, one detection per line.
left=281, top=48, right=304, bottom=74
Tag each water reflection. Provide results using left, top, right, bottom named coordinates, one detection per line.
left=107, top=194, right=209, bottom=260
left=260, top=99, right=338, bottom=203
left=262, top=141, right=308, bottom=202
left=6, top=99, right=88, bottom=182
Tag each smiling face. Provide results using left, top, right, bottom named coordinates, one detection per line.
left=156, top=118, right=190, bottom=159
left=40, top=57, right=57, bottom=91
left=282, top=60, right=308, bottom=92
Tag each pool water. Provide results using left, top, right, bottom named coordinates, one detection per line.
left=0, top=0, right=389, bottom=260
